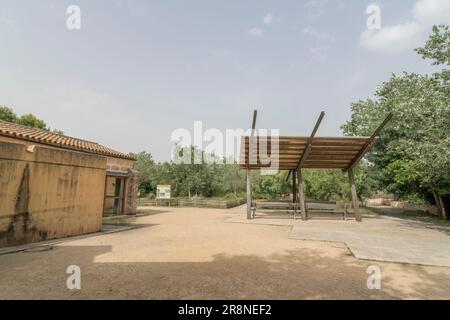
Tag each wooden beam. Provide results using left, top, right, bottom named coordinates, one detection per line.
left=285, top=170, right=292, bottom=182
left=248, top=109, right=258, bottom=167
left=346, top=113, right=393, bottom=171
left=296, top=111, right=325, bottom=170
left=244, top=137, right=368, bottom=144
left=243, top=141, right=365, bottom=149
left=292, top=170, right=297, bottom=203
left=246, top=109, right=257, bottom=219
left=298, top=169, right=307, bottom=220
left=246, top=169, right=252, bottom=219
left=251, top=109, right=258, bottom=131
left=348, top=168, right=361, bottom=222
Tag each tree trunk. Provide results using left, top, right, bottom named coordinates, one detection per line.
left=358, top=194, right=365, bottom=207
left=438, top=195, right=447, bottom=220
left=433, top=193, right=443, bottom=218
left=348, top=168, right=361, bottom=222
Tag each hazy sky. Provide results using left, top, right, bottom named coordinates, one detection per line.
left=1, top=0, right=449, bottom=161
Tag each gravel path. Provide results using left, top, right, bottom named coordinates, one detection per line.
left=1, top=206, right=449, bottom=299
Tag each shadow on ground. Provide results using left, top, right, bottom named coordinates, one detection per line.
left=1, top=244, right=449, bottom=300
left=137, top=208, right=172, bottom=216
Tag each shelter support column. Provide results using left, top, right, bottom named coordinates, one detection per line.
left=292, top=170, right=297, bottom=203
left=348, top=168, right=361, bottom=222
left=297, top=169, right=307, bottom=221
left=246, top=169, right=252, bottom=220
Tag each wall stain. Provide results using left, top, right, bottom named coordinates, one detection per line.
left=4, top=164, right=43, bottom=245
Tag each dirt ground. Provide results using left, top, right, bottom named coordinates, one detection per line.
left=0, top=206, right=450, bottom=300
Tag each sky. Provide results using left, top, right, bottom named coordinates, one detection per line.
left=1, top=0, right=449, bottom=162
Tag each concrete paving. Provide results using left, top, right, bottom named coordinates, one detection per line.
left=228, top=206, right=450, bottom=267
left=289, top=215, right=450, bottom=267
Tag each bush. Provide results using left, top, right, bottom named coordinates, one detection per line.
left=223, top=192, right=238, bottom=200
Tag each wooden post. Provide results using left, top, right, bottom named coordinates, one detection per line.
left=246, top=169, right=252, bottom=220
left=298, top=169, right=307, bottom=221
left=346, top=113, right=393, bottom=172
left=296, top=112, right=325, bottom=171
left=348, top=168, right=361, bottom=222
left=246, top=109, right=257, bottom=220
left=292, top=170, right=297, bottom=203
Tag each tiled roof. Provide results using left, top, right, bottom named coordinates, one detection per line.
left=0, top=120, right=134, bottom=160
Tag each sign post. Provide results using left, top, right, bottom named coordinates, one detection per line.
left=156, top=185, right=171, bottom=207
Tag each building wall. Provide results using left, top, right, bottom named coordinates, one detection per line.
left=106, top=157, right=134, bottom=172
left=0, top=140, right=107, bottom=248
left=105, top=157, right=138, bottom=215
left=124, top=169, right=139, bottom=215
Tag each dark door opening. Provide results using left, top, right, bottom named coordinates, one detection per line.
left=104, top=176, right=126, bottom=215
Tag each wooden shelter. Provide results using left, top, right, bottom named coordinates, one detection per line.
left=239, top=111, right=393, bottom=222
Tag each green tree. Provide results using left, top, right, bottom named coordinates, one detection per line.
left=132, top=151, right=156, bottom=194
left=0, top=106, right=18, bottom=122
left=16, top=113, right=47, bottom=130
left=342, top=25, right=450, bottom=218
left=0, top=105, right=58, bottom=131
left=303, top=169, right=350, bottom=202
left=219, top=163, right=246, bottom=198
left=416, top=25, right=450, bottom=80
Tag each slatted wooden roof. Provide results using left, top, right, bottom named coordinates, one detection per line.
left=239, top=111, right=392, bottom=171
left=239, top=135, right=371, bottom=170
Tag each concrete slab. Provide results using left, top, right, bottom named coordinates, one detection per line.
left=289, top=216, right=450, bottom=267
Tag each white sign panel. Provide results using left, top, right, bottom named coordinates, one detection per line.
left=156, top=185, right=171, bottom=200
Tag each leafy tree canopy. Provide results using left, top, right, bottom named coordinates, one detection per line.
left=0, top=105, right=63, bottom=133
left=342, top=25, right=450, bottom=199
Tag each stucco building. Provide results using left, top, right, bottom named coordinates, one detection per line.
left=0, top=120, right=138, bottom=248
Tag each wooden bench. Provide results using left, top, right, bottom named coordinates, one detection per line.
left=251, top=201, right=351, bottom=221
left=251, top=201, right=302, bottom=219
left=305, top=202, right=349, bottom=220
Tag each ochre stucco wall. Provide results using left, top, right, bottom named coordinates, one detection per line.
left=106, top=156, right=134, bottom=172
left=0, top=140, right=107, bottom=248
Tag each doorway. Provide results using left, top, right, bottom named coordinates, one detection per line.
left=104, top=176, right=126, bottom=215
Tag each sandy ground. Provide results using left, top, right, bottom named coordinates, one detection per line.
left=0, top=206, right=450, bottom=300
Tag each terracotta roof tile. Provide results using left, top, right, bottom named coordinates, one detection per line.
left=0, top=120, right=135, bottom=160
